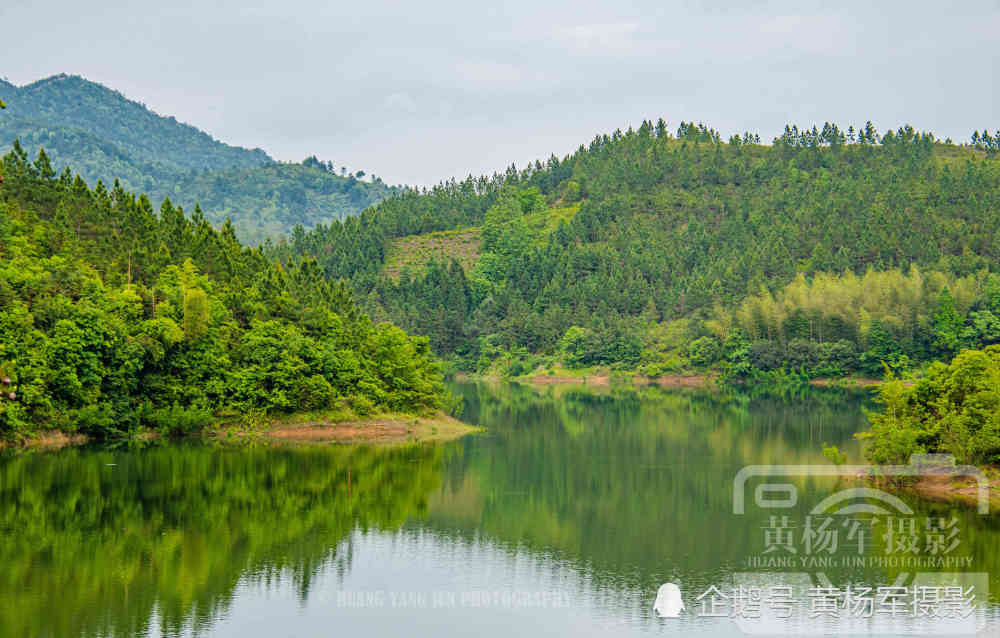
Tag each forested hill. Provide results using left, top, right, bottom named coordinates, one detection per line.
left=0, top=75, right=397, bottom=243
left=0, top=148, right=443, bottom=440
left=273, top=121, right=1000, bottom=378
left=0, top=74, right=269, bottom=171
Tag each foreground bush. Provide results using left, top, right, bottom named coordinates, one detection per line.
left=859, top=346, right=1000, bottom=465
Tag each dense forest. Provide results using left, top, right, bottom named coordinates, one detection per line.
left=165, top=158, right=397, bottom=244
left=0, top=75, right=397, bottom=243
left=0, top=145, right=443, bottom=441
left=274, top=120, right=1000, bottom=379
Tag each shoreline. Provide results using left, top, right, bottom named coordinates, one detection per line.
left=855, top=469, right=1000, bottom=511
left=454, top=370, right=717, bottom=388
left=455, top=371, right=890, bottom=390
left=238, top=412, right=481, bottom=445
left=898, top=472, right=1000, bottom=511
left=0, top=411, right=481, bottom=450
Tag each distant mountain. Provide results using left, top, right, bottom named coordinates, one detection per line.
left=0, top=74, right=397, bottom=243
left=168, top=160, right=398, bottom=244
left=0, top=74, right=269, bottom=171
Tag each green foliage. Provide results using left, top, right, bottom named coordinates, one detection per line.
left=933, top=288, right=965, bottom=356
left=858, top=346, right=1000, bottom=465
left=273, top=119, right=999, bottom=378
left=822, top=444, right=848, bottom=466
left=715, top=267, right=1000, bottom=378
left=0, top=74, right=266, bottom=172
left=561, top=179, right=580, bottom=202
left=557, top=324, right=640, bottom=369
left=72, top=403, right=121, bottom=438
left=970, top=129, right=1000, bottom=158
left=0, top=75, right=397, bottom=243
left=0, top=149, right=444, bottom=440
left=174, top=162, right=397, bottom=244
left=558, top=326, right=594, bottom=368
left=687, top=336, right=721, bottom=367
left=181, top=287, right=210, bottom=341
left=144, top=403, right=214, bottom=436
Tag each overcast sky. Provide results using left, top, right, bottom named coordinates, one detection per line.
left=4, top=0, right=997, bottom=185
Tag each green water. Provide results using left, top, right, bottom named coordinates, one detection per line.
left=1, top=381, right=997, bottom=637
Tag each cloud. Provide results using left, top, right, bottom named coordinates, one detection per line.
left=452, top=60, right=551, bottom=92
left=553, top=22, right=642, bottom=51
left=382, top=92, right=418, bottom=114
left=0, top=0, right=996, bottom=185
left=754, top=13, right=851, bottom=56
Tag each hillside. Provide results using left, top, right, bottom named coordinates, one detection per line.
left=273, top=121, right=1000, bottom=377
left=0, top=74, right=268, bottom=172
left=167, top=160, right=397, bottom=244
left=0, top=75, right=397, bottom=242
left=0, top=147, right=443, bottom=440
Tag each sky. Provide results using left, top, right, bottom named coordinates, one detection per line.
left=3, top=0, right=998, bottom=185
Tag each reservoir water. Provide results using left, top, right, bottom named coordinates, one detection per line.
left=2, top=381, right=997, bottom=637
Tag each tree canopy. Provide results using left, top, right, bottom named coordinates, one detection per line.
left=273, top=120, right=1000, bottom=377
left=0, top=75, right=397, bottom=243
left=0, top=146, right=443, bottom=440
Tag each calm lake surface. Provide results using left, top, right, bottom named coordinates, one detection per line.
left=2, top=381, right=997, bottom=637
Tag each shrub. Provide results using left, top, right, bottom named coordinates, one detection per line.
left=748, top=341, right=784, bottom=371
left=72, top=402, right=121, bottom=439
left=858, top=346, right=1000, bottom=465
left=688, top=336, right=721, bottom=367
left=785, top=339, right=820, bottom=370
left=145, top=403, right=214, bottom=437
left=294, top=374, right=338, bottom=411
left=350, top=395, right=376, bottom=417
left=818, top=340, right=857, bottom=374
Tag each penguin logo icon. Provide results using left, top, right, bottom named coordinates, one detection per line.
left=653, top=583, right=684, bottom=618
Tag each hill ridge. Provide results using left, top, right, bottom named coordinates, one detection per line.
left=1, top=73, right=271, bottom=171
left=0, top=74, right=398, bottom=243
left=272, top=120, right=1000, bottom=377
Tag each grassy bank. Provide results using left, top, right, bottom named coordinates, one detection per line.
left=1, top=410, right=481, bottom=449
left=232, top=411, right=481, bottom=445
